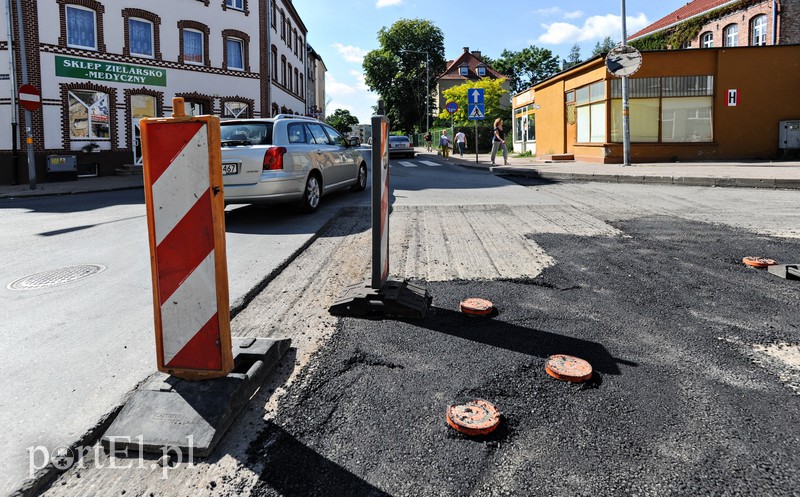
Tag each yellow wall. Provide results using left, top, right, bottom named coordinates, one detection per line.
left=519, top=45, right=800, bottom=163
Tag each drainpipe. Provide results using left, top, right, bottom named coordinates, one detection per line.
left=266, top=0, right=272, bottom=116
left=772, top=0, right=777, bottom=45
left=6, top=0, right=19, bottom=184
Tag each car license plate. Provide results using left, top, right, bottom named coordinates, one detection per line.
left=222, top=163, right=239, bottom=175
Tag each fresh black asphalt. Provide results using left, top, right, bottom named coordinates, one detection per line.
left=247, top=216, right=800, bottom=496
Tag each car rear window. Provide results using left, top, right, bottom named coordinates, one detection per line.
left=221, top=122, right=273, bottom=145
left=389, top=136, right=409, bottom=142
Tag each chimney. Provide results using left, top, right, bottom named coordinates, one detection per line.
left=472, top=50, right=482, bottom=60
left=463, top=47, right=469, bottom=53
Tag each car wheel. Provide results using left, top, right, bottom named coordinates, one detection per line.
left=353, top=162, right=367, bottom=191
left=300, top=173, right=321, bottom=213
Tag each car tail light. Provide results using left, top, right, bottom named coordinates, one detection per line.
left=263, top=146, right=286, bottom=170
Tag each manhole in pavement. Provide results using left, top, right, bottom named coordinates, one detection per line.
left=446, top=399, right=501, bottom=436
left=459, top=297, right=494, bottom=316
left=545, top=354, right=593, bottom=383
left=8, top=264, right=106, bottom=290
left=742, top=256, right=777, bottom=268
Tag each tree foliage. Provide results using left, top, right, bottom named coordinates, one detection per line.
left=437, top=78, right=508, bottom=126
left=362, top=19, right=446, bottom=134
left=563, top=44, right=582, bottom=69
left=325, top=108, right=359, bottom=135
left=591, top=36, right=618, bottom=57
left=490, top=45, right=560, bottom=94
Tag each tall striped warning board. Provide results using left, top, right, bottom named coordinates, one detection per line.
left=141, top=97, right=233, bottom=380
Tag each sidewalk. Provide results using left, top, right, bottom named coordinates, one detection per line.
left=2, top=151, right=800, bottom=200
left=426, top=147, right=800, bottom=189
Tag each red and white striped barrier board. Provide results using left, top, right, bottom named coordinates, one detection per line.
left=141, top=98, right=233, bottom=380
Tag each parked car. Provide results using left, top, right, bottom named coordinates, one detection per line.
left=388, top=135, right=414, bottom=158
left=220, top=115, right=368, bottom=212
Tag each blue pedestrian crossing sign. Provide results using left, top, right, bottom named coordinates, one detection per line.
left=467, top=88, right=485, bottom=120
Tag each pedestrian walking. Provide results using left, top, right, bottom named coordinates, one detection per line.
left=490, top=118, right=508, bottom=166
left=454, top=129, right=467, bottom=157
left=440, top=130, right=451, bottom=159
left=424, top=131, right=432, bottom=152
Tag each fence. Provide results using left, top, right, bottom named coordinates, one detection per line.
left=412, top=124, right=512, bottom=153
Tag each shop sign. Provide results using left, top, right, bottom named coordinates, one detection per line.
left=56, top=56, right=167, bottom=87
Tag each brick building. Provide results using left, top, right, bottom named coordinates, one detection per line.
left=0, top=0, right=312, bottom=184
left=629, top=0, right=800, bottom=49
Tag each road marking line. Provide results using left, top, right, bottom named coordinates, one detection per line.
left=419, top=160, right=442, bottom=167
left=398, top=161, right=418, bottom=168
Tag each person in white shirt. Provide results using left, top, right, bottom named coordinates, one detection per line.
left=454, top=129, right=467, bottom=157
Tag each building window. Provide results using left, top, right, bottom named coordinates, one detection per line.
left=610, top=75, right=714, bottom=143
left=477, top=66, right=486, bottom=76
left=69, top=90, right=110, bottom=139
left=294, top=68, right=299, bottom=94
left=223, top=101, right=249, bottom=118
left=66, top=5, right=97, bottom=50
left=280, top=10, right=286, bottom=40
left=225, top=0, right=243, bottom=10
left=459, top=64, right=468, bottom=76
left=129, top=18, right=154, bottom=57
left=724, top=24, right=738, bottom=47
left=226, top=38, right=244, bottom=70
left=299, top=78, right=304, bottom=97
left=271, top=3, right=276, bottom=29
left=271, top=45, right=278, bottom=81
left=700, top=31, right=713, bottom=48
left=299, top=38, right=303, bottom=61
left=281, top=55, right=287, bottom=87
left=751, top=15, right=767, bottom=46
left=294, top=30, right=299, bottom=55
left=185, top=101, right=205, bottom=116
left=183, top=29, right=204, bottom=64
left=131, top=94, right=157, bottom=118
left=575, top=81, right=606, bottom=143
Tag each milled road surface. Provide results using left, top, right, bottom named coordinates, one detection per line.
left=40, top=181, right=800, bottom=496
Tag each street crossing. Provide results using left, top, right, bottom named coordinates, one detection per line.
left=392, top=159, right=444, bottom=168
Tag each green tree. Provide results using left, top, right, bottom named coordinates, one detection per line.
left=563, top=44, right=582, bottom=69
left=491, top=45, right=560, bottom=94
left=362, top=19, right=446, bottom=134
left=325, top=109, right=359, bottom=136
left=438, top=78, right=509, bottom=125
left=591, top=36, right=618, bottom=57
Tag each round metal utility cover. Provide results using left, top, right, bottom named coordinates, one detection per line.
left=8, top=264, right=106, bottom=290
left=459, top=297, right=494, bottom=316
left=446, top=399, right=501, bottom=436
left=545, top=354, right=593, bottom=383
left=742, top=256, right=777, bottom=268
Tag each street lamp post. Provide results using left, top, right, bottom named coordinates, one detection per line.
left=401, top=50, right=429, bottom=135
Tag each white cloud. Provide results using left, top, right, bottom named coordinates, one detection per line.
left=325, top=73, right=356, bottom=97
left=533, top=7, right=561, bottom=16
left=350, top=70, right=370, bottom=91
left=333, top=43, right=367, bottom=63
left=538, top=13, right=648, bottom=44
left=376, top=0, right=403, bottom=8
left=563, top=10, right=584, bottom=20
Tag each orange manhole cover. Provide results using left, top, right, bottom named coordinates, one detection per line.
left=459, top=298, right=494, bottom=316
left=446, top=399, right=501, bottom=436
left=545, top=354, right=593, bottom=383
left=742, top=257, right=777, bottom=268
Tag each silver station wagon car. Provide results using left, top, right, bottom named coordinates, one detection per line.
left=220, top=115, right=368, bottom=212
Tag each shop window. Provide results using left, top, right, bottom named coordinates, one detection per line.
left=575, top=81, right=606, bottom=143
left=129, top=18, right=154, bottom=57
left=131, top=94, right=156, bottom=118
left=724, top=24, right=738, bottom=47
left=185, top=101, right=205, bottom=116
left=751, top=15, right=767, bottom=46
left=69, top=90, right=110, bottom=139
left=662, top=97, right=713, bottom=142
left=66, top=5, right=97, bottom=50
left=610, top=98, right=659, bottom=142
left=700, top=31, right=713, bottom=48
left=226, top=38, right=244, bottom=70
left=183, top=29, right=204, bottom=64
left=223, top=101, right=249, bottom=118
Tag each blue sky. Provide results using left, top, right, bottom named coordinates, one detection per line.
left=295, top=0, right=689, bottom=124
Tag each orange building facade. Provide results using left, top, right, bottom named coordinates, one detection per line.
left=512, top=44, right=800, bottom=163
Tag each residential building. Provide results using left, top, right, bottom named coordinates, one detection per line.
left=435, top=47, right=510, bottom=116
left=1, top=0, right=309, bottom=184
left=306, top=43, right=326, bottom=119
left=629, top=0, right=800, bottom=49
left=512, top=45, right=800, bottom=162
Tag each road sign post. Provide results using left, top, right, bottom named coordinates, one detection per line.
left=467, top=89, right=485, bottom=162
